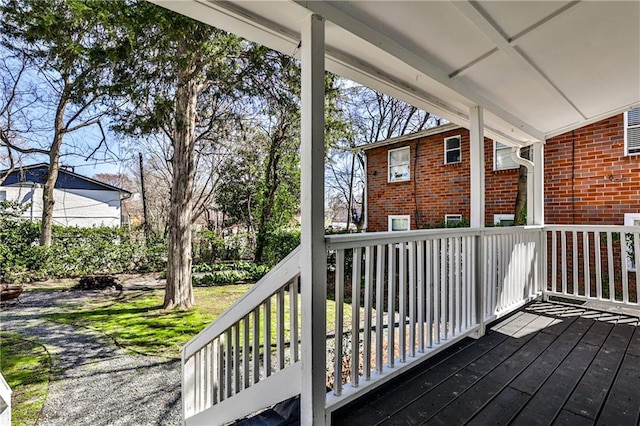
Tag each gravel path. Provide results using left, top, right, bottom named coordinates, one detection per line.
left=1, top=290, right=182, bottom=426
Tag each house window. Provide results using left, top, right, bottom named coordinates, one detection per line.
left=388, top=215, right=410, bottom=231
left=494, top=214, right=515, bottom=226
left=445, top=214, right=462, bottom=226
left=444, top=136, right=461, bottom=164
left=624, top=213, right=640, bottom=271
left=388, top=147, right=410, bottom=182
left=625, top=108, right=640, bottom=156
left=494, top=142, right=518, bottom=170
left=0, top=190, right=6, bottom=202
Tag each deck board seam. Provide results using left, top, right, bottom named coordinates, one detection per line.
left=425, top=315, right=574, bottom=425
left=591, top=322, right=638, bottom=423
left=372, top=313, right=541, bottom=425
left=412, top=314, right=550, bottom=424
left=503, top=316, right=601, bottom=423
left=546, top=317, right=618, bottom=425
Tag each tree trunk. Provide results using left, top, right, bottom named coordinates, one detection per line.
left=254, top=125, right=284, bottom=263
left=163, top=46, right=199, bottom=310
left=40, top=94, right=67, bottom=246
left=40, top=149, right=60, bottom=246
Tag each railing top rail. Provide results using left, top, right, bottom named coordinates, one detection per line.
left=325, top=226, right=541, bottom=250
left=545, top=224, right=640, bottom=233
left=182, top=245, right=301, bottom=360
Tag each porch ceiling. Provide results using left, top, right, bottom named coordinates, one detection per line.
left=153, top=1, right=640, bottom=146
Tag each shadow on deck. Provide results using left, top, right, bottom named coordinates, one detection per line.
left=333, top=301, right=640, bottom=425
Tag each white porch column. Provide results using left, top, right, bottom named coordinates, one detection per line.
left=469, top=106, right=485, bottom=228
left=300, top=13, right=327, bottom=426
left=531, top=141, right=545, bottom=225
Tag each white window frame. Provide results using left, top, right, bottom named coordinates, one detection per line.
left=493, top=141, right=519, bottom=171
left=494, top=214, right=515, bottom=226
left=444, top=135, right=462, bottom=164
left=388, top=146, right=410, bottom=182
left=445, top=214, right=462, bottom=225
left=624, top=108, right=640, bottom=156
left=388, top=215, right=410, bottom=232
left=624, top=213, right=640, bottom=271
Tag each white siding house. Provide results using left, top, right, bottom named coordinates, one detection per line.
left=0, top=164, right=130, bottom=227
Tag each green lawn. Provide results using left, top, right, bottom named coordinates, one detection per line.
left=45, top=285, right=253, bottom=358
left=0, top=332, right=51, bottom=426
left=45, top=285, right=355, bottom=359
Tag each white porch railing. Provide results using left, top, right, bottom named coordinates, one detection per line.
left=324, top=226, right=542, bottom=413
left=483, top=226, right=543, bottom=322
left=545, top=225, right=640, bottom=307
left=182, top=224, right=640, bottom=425
left=182, top=247, right=301, bottom=426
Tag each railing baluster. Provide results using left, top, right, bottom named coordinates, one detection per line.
left=204, top=343, right=211, bottom=409
left=607, top=231, right=614, bottom=301
left=252, top=308, right=260, bottom=384
left=408, top=241, right=416, bottom=357
left=264, top=298, right=271, bottom=377
left=595, top=231, right=603, bottom=300
left=499, top=233, right=505, bottom=310
left=417, top=240, right=425, bottom=352
left=194, top=349, right=201, bottom=413
left=399, top=241, right=407, bottom=361
left=289, top=279, right=299, bottom=362
left=225, top=329, right=232, bottom=398
left=233, top=324, right=240, bottom=395
left=387, top=243, right=396, bottom=367
left=352, top=247, right=362, bottom=386
left=471, top=234, right=477, bottom=324
left=551, top=230, right=557, bottom=294
left=470, top=237, right=476, bottom=329
left=243, top=317, right=250, bottom=390
left=425, top=239, right=432, bottom=348
left=635, top=233, right=640, bottom=303
left=447, top=237, right=454, bottom=339
left=212, top=338, right=218, bottom=404
left=433, top=238, right=440, bottom=345
left=218, top=337, right=225, bottom=401
left=440, top=238, right=446, bottom=341
left=454, top=237, right=461, bottom=335
left=334, top=249, right=345, bottom=395
left=583, top=231, right=590, bottom=297
left=363, top=246, right=373, bottom=379
left=277, top=289, right=285, bottom=371
left=375, top=244, right=386, bottom=371
left=561, top=231, right=568, bottom=295
left=572, top=231, right=578, bottom=296
left=621, top=232, right=629, bottom=304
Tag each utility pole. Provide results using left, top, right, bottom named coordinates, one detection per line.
left=139, top=152, right=150, bottom=240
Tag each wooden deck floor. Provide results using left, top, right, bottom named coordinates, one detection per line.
left=332, top=301, right=640, bottom=426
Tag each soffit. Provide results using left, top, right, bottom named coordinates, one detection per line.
left=152, top=0, right=640, bottom=146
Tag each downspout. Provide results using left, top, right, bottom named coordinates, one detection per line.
left=413, top=140, right=421, bottom=228
left=362, top=150, right=368, bottom=231
left=510, top=146, right=534, bottom=225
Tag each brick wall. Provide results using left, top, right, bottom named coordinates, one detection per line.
left=365, top=114, right=640, bottom=231
left=544, top=114, right=640, bottom=225
left=365, top=128, right=519, bottom=231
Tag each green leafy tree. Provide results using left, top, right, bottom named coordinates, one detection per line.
left=0, top=0, right=120, bottom=246
left=108, top=1, right=264, bottom=309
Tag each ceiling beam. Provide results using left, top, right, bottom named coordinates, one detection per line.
left=291, top=0, right=545, bottom=142
left=451, top=0, right=587, bottom=120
